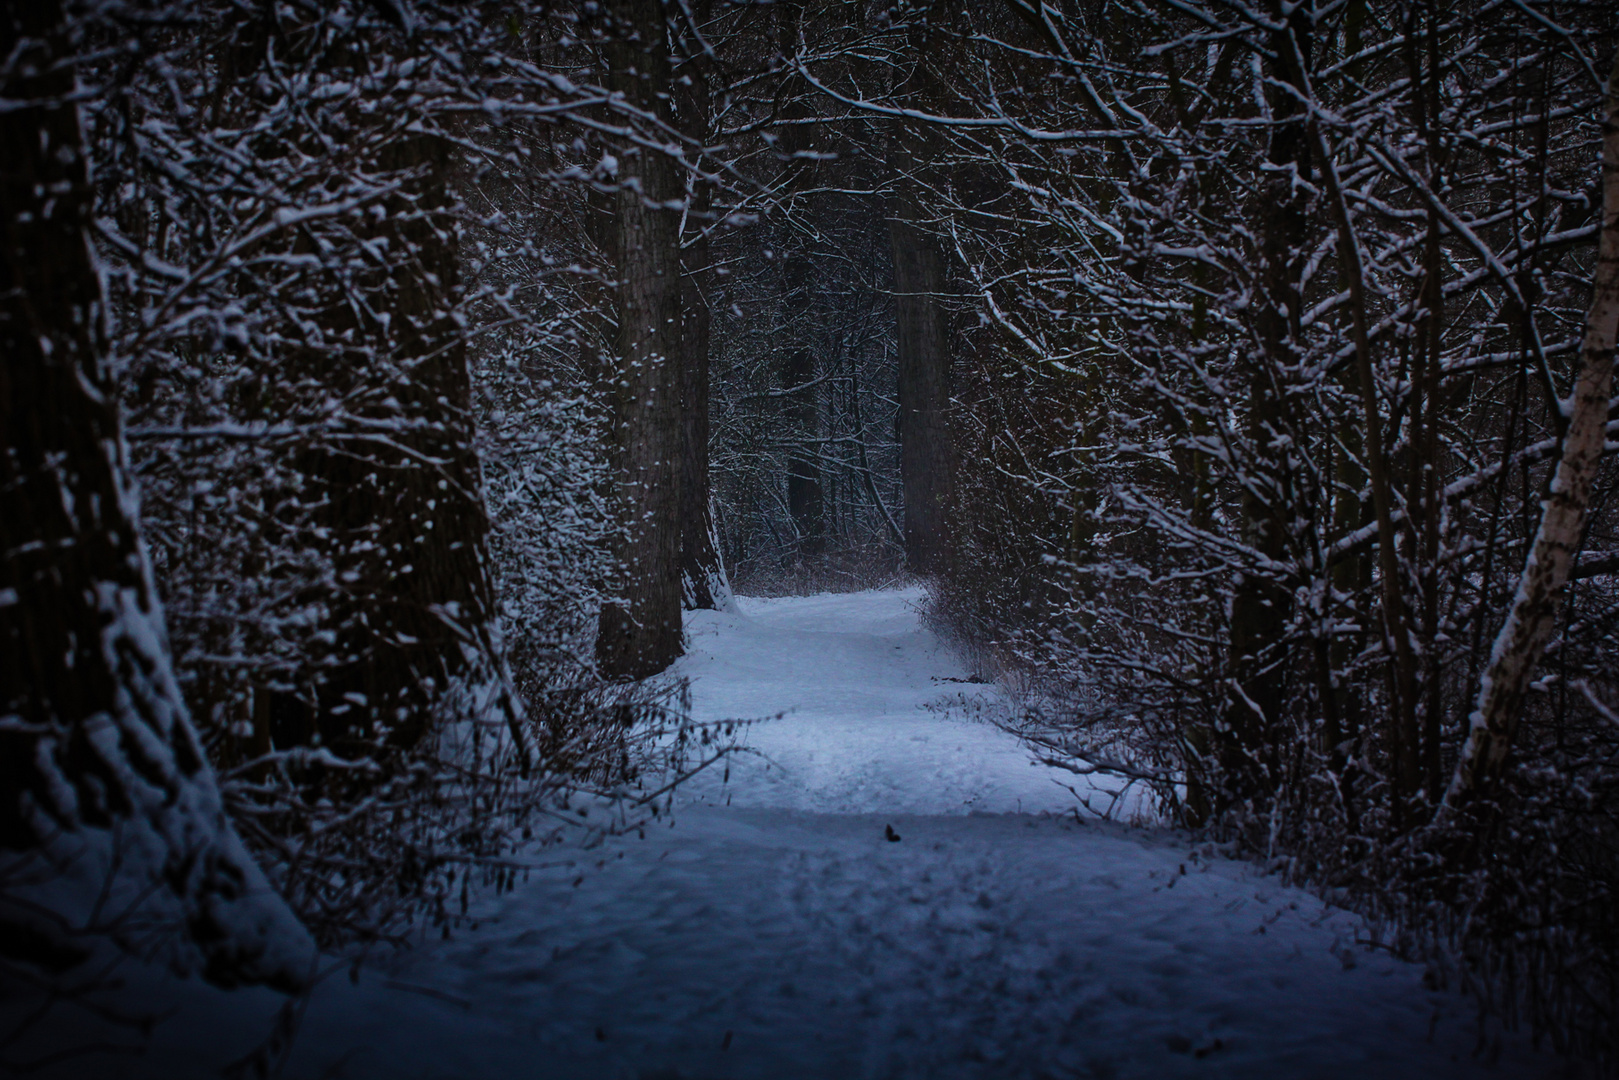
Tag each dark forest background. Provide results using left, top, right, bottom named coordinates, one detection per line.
left=3, top=0, right=1618, bottom=1069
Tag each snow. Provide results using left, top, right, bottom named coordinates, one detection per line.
left=5, top=588, right=1566, bottom=1078
left=673, top=590, right=1088, bottom=816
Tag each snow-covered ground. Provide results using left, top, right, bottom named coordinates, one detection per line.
left=7, top=588, right=1574, bottom=1079
left=673, top=589, right=1094, bottom=817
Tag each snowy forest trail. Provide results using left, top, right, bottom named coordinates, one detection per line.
left=65, top=589, right=1561, bottom=1080
left=672, top=588, right=1089, bottom=817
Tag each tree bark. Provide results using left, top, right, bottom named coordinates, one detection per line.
left=675, top=26, right=728, bottom=610
left=678, top=183, right=726, bottom=604
left=595, top=0, right=686, bottom=678
left=888, top=205, right=954, bottom=575
left=311, top=129, right=516, bottom=754
left=0, top=2, right=309, bottom=989
left=204, top=8, right=523, bottom=759
left=783, top=340, right=827, bottom=557
left=1218, top=4, right=1317, bottom=809
left=885, top=20, right=956, bottom=577
left=772, top=0, right=828, bottom=565
left=1443, top=51, right=1619, bottom=811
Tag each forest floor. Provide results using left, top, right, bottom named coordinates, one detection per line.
left=8, top=588, right=1580, bottom=1079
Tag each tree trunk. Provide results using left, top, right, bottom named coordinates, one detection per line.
left=0, top=2, right=309, bottom=989
left=1443, top=51, right=1619, bottom=811
left=772, top=1, right=828, bottom=566
left=783, top=342, right=827, bottom=558
left=1218, top=4, right=1316, bottom=810
left=311, top=129, right=516, bottom=754
left=595, top=0, right=686, bottom=679
left=888, top=206, right=954, bottom=575
left=678, top=188, right=726, bottom=604
left=207, top=7, right=522, bottom=759
left=885, top=19, right=957, bottom=578
left=676, top=31, right=729, bottom=610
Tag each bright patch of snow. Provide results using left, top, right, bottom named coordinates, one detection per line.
left=6, top=588, right=1565, bottom=1078
left=674, top=588, right=1089, bottom=816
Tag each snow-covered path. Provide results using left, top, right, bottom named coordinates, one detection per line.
left=31, top=589, right=1566, bottom=1078
left=672, top=589, right=1090, bottom=816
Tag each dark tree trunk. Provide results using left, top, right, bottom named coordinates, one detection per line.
left=679, top=195, right=724, bottom=605
left=888, top=207, right=953, bottom=575
left=0, top=2, right=308, bottom=988
left=595, top=0, right=686, bottom=678
left=206, top=8, right=520, bottom=758
left=676, top=21, right=727, bottom=610
left=310, top=130, right=512, bottom=753
left=885, top=21, right=957, bottom=577
left=1218, top=4, right=1317, bottom=811
left=772, top=1, right=827, bottom=564
left=783, top=343, right=826, bottom=558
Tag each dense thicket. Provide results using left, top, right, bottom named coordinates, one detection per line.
left=1, top=1, right=744, bottom=1038
left=847, top=0, right=1618, bottom=1060
left=89, top=0, right=644, bottom=950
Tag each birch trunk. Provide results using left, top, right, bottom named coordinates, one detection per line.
left=1443, top=52, right=1619, bottom=810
